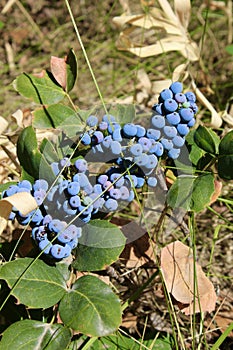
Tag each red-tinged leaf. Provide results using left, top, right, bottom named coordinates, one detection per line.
left=50, top=56, right=67, bottom=90
left=161, top=241, right=217, bottom=315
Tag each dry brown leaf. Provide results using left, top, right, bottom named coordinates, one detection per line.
left=174, top=0, right=191, bottom=29
left=50, top=56, right=66, bottom=90
left=0, top=117, right=8, bottom=134
left=11, top=109, right=24, bottom=129
left=0, top=192, right=37, bottom=235
left=161, top=241, right=217, bottom=315
left=209, top=180, right=222, bottom=205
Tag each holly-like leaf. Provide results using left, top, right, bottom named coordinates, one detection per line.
left=167, top=173, right=215, bottom=212
left=13, top=71, right=66, bottom=105
left=16, top=126, right=55, bottom=182
left=194, top=125, right=220, bottom=154
left=0, top=320, right=72, bottom=350
left=0, top=258, right=67, bottom=308
left=59, top=275, right=121, bottom=337
left=73, top=219, right=126, bottom=271
left=33, top=104, right=84, bottom=137
left=218, top=130, right=233, bottom=180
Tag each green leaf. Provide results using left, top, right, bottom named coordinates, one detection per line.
left=108, top=104, right=136, bottom=124
left=167, top=173, right=215, bottom=212
left=16, top=126, right=55, bottom=182
left=218, top=130, right=233, bottom=179
left=33, top=104, right=84, bottom=137
left=194, top=125, right=220, bottom=154
left=186, top=130, right=204, bottom=166
left=0, top=320, right=72, bottom=350
left=73, top=219, right=126, bottom=271
left=225, top=44, right=233, bottom=55
left=40, top=138, right=59, bottom=163
left=66, top=48, right=78, bottom=92
left=13, top=71, right=66, bottom=105
left=87, top=334, right=173, bottom=349
left=0, top=258, right=67, bottom=308
left=59, top=275, right=121, bottom=337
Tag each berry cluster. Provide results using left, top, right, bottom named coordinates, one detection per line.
left=4, top=82, right=197, bottom=261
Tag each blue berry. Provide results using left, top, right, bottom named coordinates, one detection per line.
left=110, top=173, right=124, bottom=187
left=185, top=91, right=196, bottom=102
left=123, top=123, right=137, bottom=137
left=130, top=143, right=143, bottom=156
left=50, top=244, right=71, bottom=259
left=168, top=148, right=181, bottom=159
left=135, top=125, right=146, bottom=137
left=112, top=128, right=122, bottom=142
left=69, top=195, right=81, bottom=208
left=146, top=129, right=161, bottom=141
left=138, top=137, right=152, bottom=152
left=110, top=140, right=122, bottom=155
left=109, top=188, right=121, bottom=200
left=108, top=122, right=121, bottom=134
left=187, top=118, right=196, bottom=127
left=125, top=174, right=138, bottom=187
left=67, top=238, right=78, bottom=249
left=144, top=154, right=158, bottom=169
left=98, top=174, right=108, bottom=185
left=134, top=153, right=149, bottom=167
left=147, top=177, right=157, bottom=187
left=39, top=239, right=52, bottom=255
left=102, top=114, right=116, bottom=123
left=126, top=190, right=135, bottom=202
left=164, top=99, right=178, bottom=113
left=91, top=131, right=104, bottom=145
left=33, top=189, right=46, bottom=205
left=166, top=112, right=181, bottom=125
left=150, top=142, right=164, bottom=157
left=63, top=200, right=77, bottom=215
left=86, top=115, right=98, bottom=127
left=177, top=124, right=190, bottom=136
left=80, top=132, right=91, bottom=145
left=102, top=135, right=113, bottom=149
left=163, top=126, right=177, bottom=138
left=73, top=173, right=89, bottom=187
left=67, top=181, right=80, bottom=196
left=4, top=185, right=18, bottom=197
left=172, top=135, right=185, bottom=147
left=98, top=121, right=108, bottom=130
left=136, top=177, right=145, bottom=188
left=48, top=219, right=66, bottom=233
left=151, top=115, right=165, bottom=128
left=31, top=209, right=43, bottom=224
left=104, top=198, right=118, bottom=211
left=161, top=138, right=174, bottom=150
left=179, top=108, right=194, bottom=122
left=33, top=179, right=48, bottom=192
left=189, top=102, right=198, bottom=114
left=174, top=93, right=187, bottom=104
left=18, top=180, right=32, bottom=191
left=51, top=162, right=60, bottom=176
left=59, top=157, right=71, bottom=168
left=152, top=103, right=163, bottom=115
left=170, top=81, right=183, bottom=94
left=159, top=88, right=173, bottom=101
left=120, top=186, right=130, bottom=200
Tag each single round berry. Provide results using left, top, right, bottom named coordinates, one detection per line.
left=91, top=131, right=104, bottom=145
left=33, top=179, right=48, bottom=192
left=185, top=91, right=196, bottom=102
left=120, top=186, right=130, bottom=200
left=110, top=141, right=122, bottom=155
left=168, top=148, right=181, bottom=159
left=147, top=176, right=157, bottom=187
left=166, top=112, right=181, bottom=125
left=164, top=99, right=178, bottom=113
left=134, top=153, right=149, bottom=167
left=146, top=129, right=161, bottom=141
left=109, top=188, right=121, bottom=200
left=163, top=126, right=177, bottom=138
left=59, top=157, right=71, bottom=168
left=169, top=81, right=183, bottom=94
left=104, top=198, right=118, bottom=211
left=177, top=124, right=190, bottom=136
left=135, top=125, right=146, bottom=137
left=174, top=93, right=187, bottom=104
left=144, top=154, right=158, bottom=169
left=151, top=114, right=165, bottom=128
left=108, top=122, right=121, bottom=134
left=172, top=135, right=185, bottom=147
left=51, top=162, right=60, bottom=176
left=159, top=88, right=173, bottom=102
left=18, top=180, right=32, bottom=191
left=122, top=123, right=137, bottom=137
left=179, top=108, right=194, bottom=122
left=39, top=239, right=52, bottom=255
left=112, top=128, right=122, bottom=142
left=86, top=115, right=98, bottom=127
left=187, top=118, right=196, bottom=127
left=151, top=142, right=164, bottom=157
left=130, top=143, right=143, bottom=156
left=67, top=181, right=80, bottom=196
left=152, top=103, right=163, bottom=115
left=138, top=137, right=152, bottom=152
left=69, top=195, right=81, bottom=208
left=98, top=121, right=108, bottom=130
left=161, top=138, right=174, bottom=150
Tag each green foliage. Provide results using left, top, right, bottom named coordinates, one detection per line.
left=194, top=125, right=220, bottom=154
left=167, top=173, right=215, bottom=212
left=59, top=275, right=122, bottom=337
left=217, top=130, right=233, bottom=180
left=73, top=220, right=126, bottom=271
left=0, top=258, right=67, bottom=309
left=0, top=320, right=72, bottom=350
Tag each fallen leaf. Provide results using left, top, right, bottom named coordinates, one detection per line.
left=0, top=116, right=8, bottom=134
left=209, top=180, right=222, bottom=205
left=0, top=192, right=37, bottom=235
left=161, top=241, right=217, bottom=315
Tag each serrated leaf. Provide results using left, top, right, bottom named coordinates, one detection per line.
left=59, top=275, right=121, bottom=337
left=0, top=258, right=67, bottom=308
left=167, top=173, right=215, bottom=212
left=33, top=104, right=84, bottom=137
left=17, top=126, right=55, bottom=182
left=194, top=125, right=220, bottom=154
left=218, top=130, right=233, bottom=179
left=73, top=220, right=126, bottom=271
left=0, top=320, right=72, bottom=350
left=13, top=71, right=66, bottom=105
